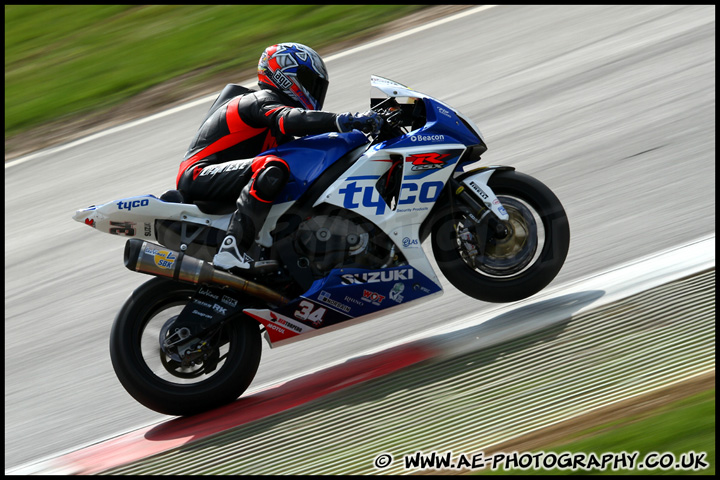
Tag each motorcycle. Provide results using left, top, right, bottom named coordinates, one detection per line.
left=74, top=76, right=570, bottom=416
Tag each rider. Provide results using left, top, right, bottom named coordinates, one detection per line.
left=176, top=42, right=382, bottom=273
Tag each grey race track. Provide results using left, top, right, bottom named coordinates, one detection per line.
left=5, top=5, right=715, bottom=469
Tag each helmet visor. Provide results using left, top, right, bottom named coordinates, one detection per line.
left=297, top=65, right=329, bottom=110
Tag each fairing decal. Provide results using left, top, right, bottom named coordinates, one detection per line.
left=244, top=264, right=443, bottom=346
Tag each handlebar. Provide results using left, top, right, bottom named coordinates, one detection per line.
left=368, top=97, right=424, bottom=142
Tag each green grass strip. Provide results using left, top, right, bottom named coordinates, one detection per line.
left=5, top=5, right=424, bottom=138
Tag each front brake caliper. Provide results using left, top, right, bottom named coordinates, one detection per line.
left=457, top=226, right=478, bottom=256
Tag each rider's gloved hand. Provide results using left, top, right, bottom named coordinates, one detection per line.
left=336, top=111, right=383, bottom=135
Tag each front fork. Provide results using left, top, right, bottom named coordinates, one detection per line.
left=445, top=166, right=515, bottom=261
left=421, top=166, right=514, bottom=244
left=452, top=166, right=514, bottom=222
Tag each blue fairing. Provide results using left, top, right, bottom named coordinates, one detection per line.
left=424, top=97, right=483, bottom=146
left=272, top=265, right=443, bottom=329
left=265, top=131, right=368, bottom=202
left=377, top=97, right=481, bottom=153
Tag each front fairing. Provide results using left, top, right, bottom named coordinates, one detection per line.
left=370, top=75, right=486, bottom=148
left=377, top=96, right=484, bottom=155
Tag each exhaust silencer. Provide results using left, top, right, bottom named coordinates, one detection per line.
left=124, top=238, right=290, bottom=306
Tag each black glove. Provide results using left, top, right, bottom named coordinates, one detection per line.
left=336, top=111, right=383, bottom=135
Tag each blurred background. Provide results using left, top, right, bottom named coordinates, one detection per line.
left=5, top=4, right=715, bottom=474
left=5, top=4, right=430, bottom=159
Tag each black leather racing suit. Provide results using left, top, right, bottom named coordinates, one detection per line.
left=176, top=85, right=341, bottom=250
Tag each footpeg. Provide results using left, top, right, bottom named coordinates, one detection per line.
left=251, top=260, right=280, bottom=275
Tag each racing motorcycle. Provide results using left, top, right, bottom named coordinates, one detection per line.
left=74, top=76, right=570, bottom=416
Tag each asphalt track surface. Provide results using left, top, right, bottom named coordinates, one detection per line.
left=5, top=5, right=715, bottom=470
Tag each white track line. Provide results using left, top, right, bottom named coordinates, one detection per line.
left=5, top=5, right=497, bottom=170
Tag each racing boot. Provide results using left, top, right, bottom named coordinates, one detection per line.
left=213, top=208, right=263, bottom=273
left=213, top=163, right=288, bottom=273
left=214, top=237, right=251, bottom=270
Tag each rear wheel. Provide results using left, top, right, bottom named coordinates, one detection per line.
left=431, top=170, right=570, bottom=303
left=110, top=277, right=262, bottom=416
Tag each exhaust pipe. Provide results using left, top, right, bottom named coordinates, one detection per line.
left=124, top=239, right=290, bottom=306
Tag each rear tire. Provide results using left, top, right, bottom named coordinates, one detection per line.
left=431, top=170, right=570, bottom=303
left=110, top=277, right=262, bottom=416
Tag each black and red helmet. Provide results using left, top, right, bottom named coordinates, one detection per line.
left=258, top=43, right=329, bottom=111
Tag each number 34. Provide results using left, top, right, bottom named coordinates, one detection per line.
left=294, top=300, right=326, bottom=326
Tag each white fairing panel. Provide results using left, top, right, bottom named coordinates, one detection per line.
left=315, top=141, right=466, bottom=282
left=73, top=195, right=231, bottom=240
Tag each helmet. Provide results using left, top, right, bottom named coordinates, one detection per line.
left=258, top=43, right=329, bottom=110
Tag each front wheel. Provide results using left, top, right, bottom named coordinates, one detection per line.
left=109, top=277, right=262, bottom=416
left=431, top=170, right=570, bottom=303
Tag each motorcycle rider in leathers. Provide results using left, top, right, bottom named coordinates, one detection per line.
left=176, top=43, right=382, bottom=273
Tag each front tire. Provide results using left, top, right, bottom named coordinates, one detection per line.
left=431, top=170, right=570, bottom=303
left=109, top=277, right=262, bottom=416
